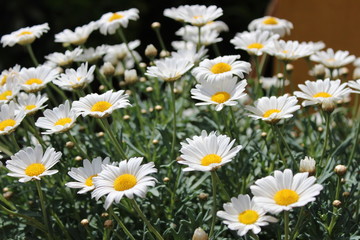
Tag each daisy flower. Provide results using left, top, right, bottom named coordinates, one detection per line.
left=92, top=157, right=157, bottom=210
left=260, top=76, right=289, bottom=90
left=97, top=9, right=139, bottom=35
left=293, top=79, right=351, bottom=107
left=299, top=156, right=316, bottom=176
left=6, top=144, right=61, bottom=182
left=180, top=5, right=223, bottom=27
left=1, top=23, right=49, bottom=47
left=217, top=194, right=277, bottom=236
left=248, top=16, right=293, bottom=37
left=16, top=92, right=48, bottom=115
left=191, top=77, right=247, bottom=111
left=192, top=55, right=251, bottom=83
left=55, top=21, right=98, bottom=46
left=348, top=79, right=360, bottom=94
left=72, top=90, right=131, bottom=118
left=230, top=30, right=279, bottom=56
left=53, top=62, right=95, bottom=91
left=0, top=64, right=21, bottom=86
left=245, top=94, right=300, bottom=123
left=310, top=48, right=355, bottom=69
left=179, top=130, right=242, bottom=172
left=176, top=26, right=222, bottom=46
left=145, top=57, right=194, bottom=82
left=266, top=40, right=314, bottom=61
left=45, top=47, right=83, bottom=67
left=0, top=79, right=20, bottom=104
left=171, top=45, right=208, bottom=64
left=300, top=41, right=325, bottom=54
left=18, top=65, right=58, bottom=92
left=171, top=41, right=197, bottom=51
left=75, top=45, right=108, bottom=63
left=163, top=6, right=188, bottom=22
left=35, top=100, right=77, bottom=134
left=250, top=169, right=323, bottom=214
left=103, top=40, right=141, bottom=64
left=66, top=157, right=110, bottom=194
left=0, top=102, right=25, bottom=135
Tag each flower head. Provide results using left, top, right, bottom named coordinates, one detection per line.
left=0, top=79, right=20, bottom=104
left=266, top=40, right=314, bottom=61
left=310, top=48, right=355, bottom=69
left=248, top=16, right=293, bottom=37
left=348, top=79, right=360, bottom=94
left=180, top=5, right=223, bottom=27
left=19, top=65, right=58, bottom=93
left=16, top=92, right=48, bottom=115
left=299, top=156, right=316, bottom=176
left=1, top=23, right=49, bottom=47
left=0, top=64, right=22, bottom=86
left=176, top=26, right=222, bottom=46
left=97, top=9, right=139, bottom=35
left=55, top=21, right=98, bottom=46
left=45, top=47, right=83, bottom=67
left=75, top=45, right=108, bottom=63
left=0, top=102, right=25, bottom=135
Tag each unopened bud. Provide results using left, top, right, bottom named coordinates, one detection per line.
left=114, top=63, right=125, bottom=76
left=119, top=81, right=126, bottom=87
left=66, top=141, right=75, bottom=148
left=141, top=109, right=147, bottom=114
left=341, top=178, right=346, bottom=184
left=299, top=156, right=316, bottom=176
left=101, top=62, right=115, bottom=76
left=151, top=22, right=161, bottom=29
left=152, top=139, right=159, bottom=144
left=124, top=69, right=138, bottom=85
left=123, top=115, right=130, bottom=120
left=75, top=156, right=82, bottom=161
left=286, top=63, right=294, bottom=72
left=261, top=132, right=267, bottom=138
left=332, top=200, right=341, bottom=207
left=353, top=67, right=360, bottom=79
left=3, top=187, right=10, bottom=192
left=163, top=177, right=170, bottom=182
left=160, top=50, right=170, bottom=58
left=146, top=87, right=153, bottom=92
left=139, top=62, right=147, bottom=69
left=125, top=90, right=132, bottom=96
left=334, top=165, right=347, bottom=176
left=97, top=132, right=105, bottom=137
left=81, top=219, right=89, bottom=226
left=3, top=191, right=13, bottom=200
left=140, top=77, right=147, bottom=82
left=98, top=85, right=105, bottom=91
left=198, top=193, right=209, bottom=201
left=321, top=100, right=335, bottom=113
left=192, top=227, right=208, bottom=240
left=104, top=219, right=113, bottom=228
left=145, top=44, right=158, bottom=59
left=339, top=67, right=349, bottom=77
left=149, top=107, right=154, bottom=112
left=155, top=105, right=163, bottom=111
left=276, top=73, right=284, bottom=79
left=312, top=64, right=326, bottom=79
left=176, top=156, right=183, bottom=161
left=342, top=192, right=350, bottom=197
left=317, top=127, right=323, bottom=132
left=101, top=212, right=109, bottom=218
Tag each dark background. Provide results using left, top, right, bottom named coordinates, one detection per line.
left=0, top=0, right=270, bottom=69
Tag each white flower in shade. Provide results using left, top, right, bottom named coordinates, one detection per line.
left=92, top=157, right=157, bottom=210
left=97, top=9, right=139, bottom=35
left=75, top=45, right=108, bottom=63
left=176, top=26, right=222, bottom=46
left=180, top=5, right=223, bottom=27
left=348, top=79, right=360, bottom=94
left=35, top=100, right=77, bottom=134
left=353, top=58, right=360, bottom=68
left=179, top=130, right=242, bottom=172
left=171, top=41, right=197, bottom=51
left=266, top=40, right=314, bottom=61
left=0, top=79, right=20, bottom=104
left=217, top=194, right=277, bottom=236
left=310, top=48, right=355, bottom=69
left=6, top=145, right=61, bottom=182
left=16, top=92, right=48, bottom=115
left=0, top=102, right=25, bottom=135
left=163, top=6, right=188, bottom=22
left=293, top=79, right=351, bottom=107
left=245, top=94, right=300, bottom=123
left=66, top=157, right=111, bottom=194
left=72, top=90, right=131, bottom=118
left=55, top=21, right=98, bottom=46
left=0, top=64, right=22, bottom=86
left=145, top=57, right=194, bottom=82
left=204, top=21, right=229, bottom=33
left=230, top=30, right=279, bottom=56
left=18, top=65, right=58, bottom=93
left=250, top=169, right=323, bottom=214
left=192, top=55, right=251, bottom=83
left=299, top=156, right=316, bottom=176
left=45, top=47, right=83, bottom=67
left=171, top=45, right=208, bottom=64
left=260, top=76, right=289, bottom=90
left=191, top=78, right=247, bottom=111
left=300, top=41, right=325, bottom=54
left=1, top=23, right=49, bottom=47
left=103, top=40, right=141, bottom=64
left=248, top=16, right=293, bottom=37
left=53, top=62, right=95, bottom=91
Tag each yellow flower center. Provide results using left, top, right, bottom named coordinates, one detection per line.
left=282, top=50, right=289, bottom=54
left=274, top=189, right=299, bottom=206
left=25, top=163, right=45, bottom=177
left=18, top=31, right=33, bottom=36
left=193, top=15, right=203, bottom=19
left=113, top=174, right=137, bottom=191
left=238, top=210, right=259, bottom=225
left=210, top=63, right=232, bottom=74
left=54, top=117, right=72, bottom=126
left=327, top=58, right=336, bottom=62
left=25, top=78, right=43, bottom=85
left=108, top=13, right=124, bottom=22
left=91, top=101, right=112, bottom=112
left=85, top=174, right=98, bottom=187
left=313, top=92, right=332, bottom=98
left=263, top=109, right=281, bottom=118
left=25, top=105, right=37, bottom=110
left=0, top=91, right=12, bottom=100
left=263, top=17, right=278, bottom=25
left=211, top=92, right=231, bottom=103
left=0, top=119, right=16, bottom=131
left=247, top=43, right=264, bottom=49
left=201, top=154, right=222, bottom=166
left=1, top=75, right=8, bottom=85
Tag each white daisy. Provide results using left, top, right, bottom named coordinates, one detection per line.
left=0, top=102, right=25, bottom=135
left=145, top=57, right=194, bottom=82
left=16, top=92, right=48, bottom=115
left=353, top=57, right=360, bottom=68
left=0, top=64, right=22, bottom=86
left=299, top=41, right=325, bottom=54
left=163, top=6, right=188, bottom=22
left=299, top=156, right=316, bottom=176
left=179, top=130, right=242, bottom=172
left=348, top=79, right=360, bottom=94
left=204, top=21, right=229, bottom=33
left=1, top=23, right=49, bottom=47
left=245, top=94, right=300, bottom=123
left=91, top=157, right=157, bottom=210
left=75, top=45, right=108, bottom=63
left=171, top=41, right=197, bottom=51
left=171, top=45, right=208, bottom=64
left=66, top=157, right=111, bottom=194
left=293, top=79, right=351, bottom=107
left=192, top=55, right=251, bottom=83
left=103, top=40, right=141, bottom=65
left=176, top=26, right=222, bottom=46
left=45, top=47, right=83, bottom=67
left=180, top=5, right=223, bottom=27
left=18, top=65, right=58, bottom=93
left=72, top=90, right=131, bottom=118
left=53, top=62, right=95, bottom=91
left=217, top=194, right=277, bottom=236
left=97, top=9, right=139, bottom=35
left=266, top=40, right=314, bottom=61
left=55, top=21, right=98, bottom=46
left=310, top=48, right=355, bottom=69
left=191, top=77, right=247, bottom=111
left=230, top=30, right=279, bottom=56
left=6, top=144, right=61, bottom=182
left=248, top=16, right=293, bottom=37
left=260, top=76, right=289, bottom=90
left=250, top=169, right=323, bottom=214
left=0, top=79, right=20, bottom=104
left=35, top=100, right=77, bottom=134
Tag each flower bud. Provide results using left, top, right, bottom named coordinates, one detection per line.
left=101, top=62, right=115, bottom=76
left=124, top=69, right=138, bottom=85
left=146, top=87, right=153, bottom=92
left=261, top=132, right=267, bottom=138
left=321, top=99, right=335, bottom=113
left=96, top=132, right=105, bottom=137
left=81, top=219, right=89, bottom=226
left=334, top=165, right=347, bottom=176
left=163, top=177, right=170, bottom=182
left=332, top=200, right=341, bottom=208
left=353, top=67, right=360, bottom=79
left=299, top=156, right=316, bottom=176
left=286, top=63, right=294, bottom=72
left=75, top=156, right=82, bottom=161
left=151, top=22, right=161, bottom=29
left=98, top=85, right=105, bottom=91
left=104, top=219, right=113, bottom=228
left=152, top=139, right=159, bottom=144
left=276, top=73, right=284, bottom=79
left=101, top=212, right=109, bottom=218
left=114, top=63, right=125, bottom=76
left=123, top=115, right=130, bottom=121
left=3, top=187, right=9, bottom=192
left=140, top=77, right=147, bottom=82
left=3, top=191, right=13, bottom=200
left=342, top=192, right=350, bottom=197
left=141, top=109, right=147, bottom=114
left=311, top=64, right=326, bottom=79
left=160, top=50, right=170, bottom=58
left=155, top=105, right=162, bottom=111
left=198, top=193, right=209, bottom=201
left=65, top=141, right=75, bottom=148
left=192, top=227, right=208, bottom=240
left=139, top=62, right=147, bottom=68
left=145, top=44, right=158, bottom=59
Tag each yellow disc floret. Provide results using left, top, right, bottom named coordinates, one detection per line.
left=25, top=105, right=36, bottom=111
left=54, top=117, right=72, bottom=126
left=210, top=63, right=232, bottom=74
left=263, top=109, right=281, bottom=118
left=201, top=154, right=222, bottom=166
left=85, top=174, right=98, bottom=187
left=211, top=92, right=231, bottom=103
left=0, top=119, right=16, bottom=131
left=91, top=101, right=112, bottom=112
left=247, top=43, right=264, bottom=49
left=274, top=189, right=299, bottom=206
left=0, top=91, right=12, bottom=100
left=25, top=163, right=45, bottom=177
left=113, top=174, right=137, bottom=191
left=25, top=78, right=43, bottom=85
left=18, top=31, right=32, bottom=36
left=313, top=92, right=332, bottom=98
left=263, top=17, right=278, bottom=25
left=108, top=13, right=124, bottom=22
left=238, top=210, right=259, bottom=225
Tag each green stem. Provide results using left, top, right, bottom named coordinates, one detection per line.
left=319, top=112, right=331, bottom=170
left=271, top=124, right=286, bottom=167
left=284, top=211, right=290, bottom=240
left=35, top=181, right=52, bottom=239
left=9, top=133, right=20, bottom=151
left=290, top=207, right=305, bottom=240
left=130, top=199, right=164, bottom=240
left=274, top=125, right=296, bottom=169
left=327, top=176, right=341, bottom=235
left=170, top=82, right=177, bottom=160
left=109, top=207, right=136, bottom=240
left=214, top=171, right=230, bottom=201
left=153, top=27, right=167, bottom=51
left=209, top=171, right=218, bottom=238
left=25, top=44, right=39, bottom=66
left=249, top=231, right=260, bottom=240
left=197, top=26, right=202, bottom=51
left=51, top=211, right=72, bottom=240
left=347, top=119, right=360, bottom=167
left=65, top=131, right=90, bottom=159
left=254, top=55, right=261, bottom=98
